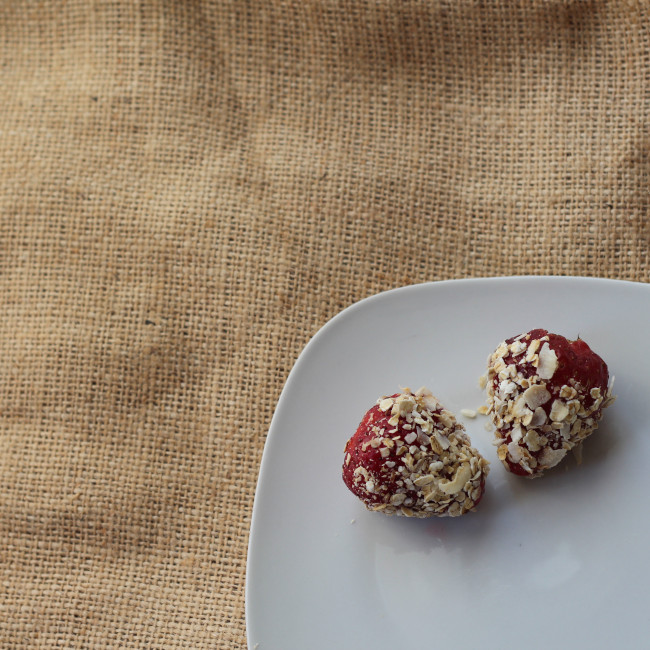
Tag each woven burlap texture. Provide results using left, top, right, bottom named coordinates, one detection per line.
left=1, top=1, right=648, bottom=647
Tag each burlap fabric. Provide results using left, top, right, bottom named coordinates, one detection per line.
left=1, top=1, right=648, bottom=647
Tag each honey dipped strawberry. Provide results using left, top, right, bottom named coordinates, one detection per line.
left=342, top=387, right=489, bottom=517
left=484, top=329, right=616, bottom=477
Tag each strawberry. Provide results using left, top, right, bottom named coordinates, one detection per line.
left=343, top=387, right=489, bottom=517
left=485, top=329, right=615, bottom=477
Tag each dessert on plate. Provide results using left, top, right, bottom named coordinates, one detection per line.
left=342, top=387, right=489, bottom=517
left=484, top=329, right=616, bottom=477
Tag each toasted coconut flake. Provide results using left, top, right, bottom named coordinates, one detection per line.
left=438, top=463, right=472, bottom=495
left=432, top=429, right=451, bottom=451
left=378, top=398, right=394, bottom=412
left=394, top=395, right=415, bottom=417
left=537, top=343, right=558, bottom=379
left=538, top=446, right=567, bottom=469
left=507, top=441, right=524, bottom=464
left=512, top=394, right=531, bottom=418
left=511, top=424, right=524, bottom=443
left=550, top=399, right=570, bottom=422
left=523, top=384, right=551, bottom=409
left=559, top=385, right=576, bottom=399
left=525, top=338, right=541, bottom=362
left=530, top=407, right=547, bottom=427
left=404, top=431, right=417, bottom=445
left=523, top=428, right=544, bottom=452
left=509, top=340, right=527, bottom=356
left=436, top=410, right=454, bottom=428
left=413, top=475, right=436, bottom=487
left=414, top=386, right=438, bottom=410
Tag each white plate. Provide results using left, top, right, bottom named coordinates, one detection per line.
left=246, top=276, right=649, bottom=650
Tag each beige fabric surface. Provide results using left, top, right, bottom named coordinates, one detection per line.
left=1, top=1, right=649, bottom=647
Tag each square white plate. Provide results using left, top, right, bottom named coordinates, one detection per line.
left=246, top=277, right=650, bottom=650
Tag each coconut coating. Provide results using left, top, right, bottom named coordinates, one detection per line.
left=486, top=329, right=616, bottom=477
left=342, top=387, right=489, bottom=517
